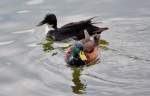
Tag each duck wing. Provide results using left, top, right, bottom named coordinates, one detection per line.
left=61, top=17, right=95, bottom=29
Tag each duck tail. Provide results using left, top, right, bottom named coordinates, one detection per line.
left=86, top=16, right=99, bottom=23
left=88, top=16, right=98, bottom=21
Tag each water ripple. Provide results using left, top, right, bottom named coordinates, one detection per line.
left=16, top=10, right=31, bottom=14
left=0, top=40, right=14, bottom=46
left=26, top=0, right=44, bottom=5
left=13, top=29, right=35, bottom=34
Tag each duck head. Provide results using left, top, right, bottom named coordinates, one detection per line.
left=37, top=13, right=57, bottom=29
left=82, top=30, right=95, bottom=53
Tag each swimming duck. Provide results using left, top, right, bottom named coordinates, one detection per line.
left=37, top=13, right=108, bottom=41
left=64, top=30, right=100, bottom=66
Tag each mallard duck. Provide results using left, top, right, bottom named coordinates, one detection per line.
left=64, top=30, right=100, bottom=66
left=37, top=13, right=108, bottom=41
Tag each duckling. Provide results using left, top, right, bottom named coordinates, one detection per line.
left=37, top=13, right=108, bottom=41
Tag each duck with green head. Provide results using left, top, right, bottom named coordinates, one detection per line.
left=65, top=30, right=100, bottom=66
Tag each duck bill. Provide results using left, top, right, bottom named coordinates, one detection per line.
left=36, top=20, right=47, bottom=26
left=79, top=51, right=87, bottom=61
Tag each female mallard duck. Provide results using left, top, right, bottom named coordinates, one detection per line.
left=37, top=13, right=108, bottom=41
left=65, top=30, right=100, bottom=66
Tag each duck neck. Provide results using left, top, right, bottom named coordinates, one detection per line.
left=53, top=24, right=57, bottom=30
left=45, top=24, right=51, bottom=33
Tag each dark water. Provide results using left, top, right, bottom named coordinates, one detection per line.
left=0, top=0, right=150, bottom=96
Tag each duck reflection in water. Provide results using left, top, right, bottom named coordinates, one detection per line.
left=71, top=67, right=86, bottom=94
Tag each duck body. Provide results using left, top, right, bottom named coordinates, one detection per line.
left=65, top=30, right=100, bottom=66
left=65, top=41, right=98, bottom=66
left=37, top=13, right=108, bottom=41
left=47, top=25, right=91, bottom=41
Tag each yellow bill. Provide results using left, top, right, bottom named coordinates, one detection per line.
left=79, top=51, right=87, bottom=61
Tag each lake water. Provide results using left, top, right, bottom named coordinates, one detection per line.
left=0, top=0, right=150, bottom=96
